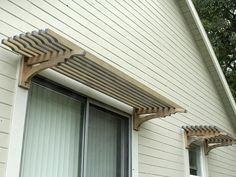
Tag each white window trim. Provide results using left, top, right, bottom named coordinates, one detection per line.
left=6, top=67, right=138, bottom=177
left=182, top=129, right=208, bottom=177
left=6, top=60, right=29, bottom=177
left=185, top=144, right=208, bottom=177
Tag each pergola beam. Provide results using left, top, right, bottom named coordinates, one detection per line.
left=2, top=29, right=187, bottom=131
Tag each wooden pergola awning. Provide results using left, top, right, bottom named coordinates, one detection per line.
left=2, top=29, right=186, bottom=130
left=183, top=125, right=236, bottom=155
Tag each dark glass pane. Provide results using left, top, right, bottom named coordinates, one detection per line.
left=86, top=104, right=129, bottom=177
left=189, top=146, right=201, bottom=176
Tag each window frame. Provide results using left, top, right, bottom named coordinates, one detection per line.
left=83, top=99, right=132, bottom=177
left=186, top=144, right=208, bottom=177
left=20, top=76, right=132, bottom=177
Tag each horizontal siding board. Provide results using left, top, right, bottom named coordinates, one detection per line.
left=0, top=104, right=11, bottom=120
left=139, top=163, right=184, bottom=177
left=140, top=121, right=183, bottom=141
left=0, top=163, right=6, bottom=177
left=113, top=1, right=213, bottom=76
left=208, top=158, right=236, bottom=172
left=138, top=132, right=183, bottom=151
left=139, top=145, right=183, bottom=163
left=210, top=150, right=236, bottom=163
left=139, top=174, right=163, bottom=177
left=0, top=60, right=17, bottom=79
left=208, top=164, right=236, bottom=177
left=154, top=0, right=191, bottom=35
left=138, top=136, right=183, bottom=156
left=0, top=20, right=22, bottom=37
left=0, top=75, right=16, bottom=92
left=0, top=118, right=10, bottom=134
left=0, top=134, right=9, bottom=148
left=0, top=89, right=14, bottom=105
left=0, top=48, right=20, bottom=65
left=209, top=172, right=236, bottom=177
left=0, top=6, right=37, bottom=32
left=0, top=148, right=8, bottom=163
left=139, top=154, right=184, bottom=171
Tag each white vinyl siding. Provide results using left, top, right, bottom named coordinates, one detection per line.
left=0, top=47, right=18, bottom=177
left=0, top=0, right=235, bottom=177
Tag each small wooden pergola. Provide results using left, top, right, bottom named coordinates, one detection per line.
left=183, top=125, right=236, bottom=155
left=2, top=29, right=186, bottom=130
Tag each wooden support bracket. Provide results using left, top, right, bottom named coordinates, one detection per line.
left=205, top=140, right=236, bottom=155
left=19, top=50, right=85, bottom=89
left=2, top=29, right=85, bottom=89
left=133, top=107, right=186, bottom=131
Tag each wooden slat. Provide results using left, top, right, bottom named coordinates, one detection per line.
left=67, top=59, right=160, bottom=108
left=8, top=38, right=38, bottom=57
left=19, top=34, right=50, bottom=54
left=2, top=39, right=32, bottom=57
left=32, top=31, right=65, bottom=55
left=25, top=33, right=57, bottom=56
left=54, top=65, right=146, bottom=108
left=39, top=30, right=72, bottom=51
left=73, top=56, right=166, bottom=107
left=14, top=36, right=45, bottom=55
left=83, top=51, right=181, bottom=108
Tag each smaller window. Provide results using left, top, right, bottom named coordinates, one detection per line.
left=189, top=145, right=202, bottom=176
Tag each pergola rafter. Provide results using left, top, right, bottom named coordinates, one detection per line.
left=2, top=29, right=186, bottom=130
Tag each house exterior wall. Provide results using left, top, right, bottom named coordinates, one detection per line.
left=0, top=48, right=18, bottom=177
left=0, top=0, right=235, bottom=177
left=179, top=0, right=236, bottom=131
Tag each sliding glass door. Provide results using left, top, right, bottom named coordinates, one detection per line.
left=21, top=82, right=84, bottom=177
left=20, top=79, right=130, bottom=177
left=86, top=105, right=129, bottom=177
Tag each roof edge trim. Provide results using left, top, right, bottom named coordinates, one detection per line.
left=185, top=0, right=236, bottom=116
